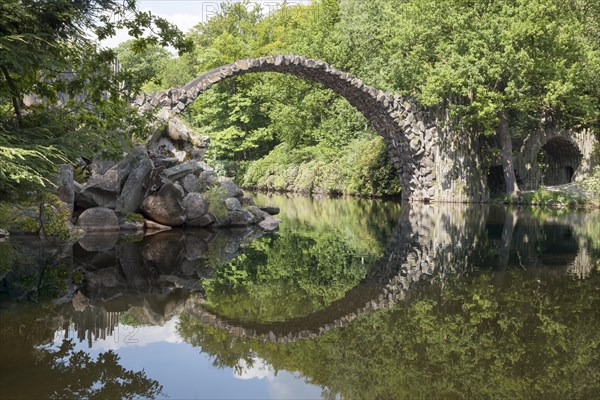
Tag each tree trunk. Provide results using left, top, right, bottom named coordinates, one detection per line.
left=497, top=111, right=519, bottom=195
left=498, top=209, right=518, bottom=269
left=1, top=65, right=23, bottom=128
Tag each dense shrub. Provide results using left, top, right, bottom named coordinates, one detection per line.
left=242, top=136, right=401, bottom=197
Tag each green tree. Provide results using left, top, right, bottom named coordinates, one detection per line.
left=0, top=0, right=191, bottom=195
left=382, top=0, right=600, bottom=195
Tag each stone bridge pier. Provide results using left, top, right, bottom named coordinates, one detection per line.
left=136, top=55, right=489, bottom=203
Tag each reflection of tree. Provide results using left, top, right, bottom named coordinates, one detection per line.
left=9, top=340, right=163, bottom=400
left=201, top=224, right=375, bottom=323
left=179, top=270, right=600, bottom=400
left=178, top=315, right=255, bottom=372
left=1, top=303, right=163, bottom=400
left=253, top=193, right=401, bottom=254
left=0, top=238, right=74, bottom=303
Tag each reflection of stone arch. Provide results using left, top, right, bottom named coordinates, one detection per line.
left=183, top=205, right=488, bottom=342
left=517, top=129, right=598, bottom=190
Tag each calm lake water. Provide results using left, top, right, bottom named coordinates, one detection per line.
left=1, top=193, right=599, bottom=399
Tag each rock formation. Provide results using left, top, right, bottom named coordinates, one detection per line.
left=71, top=119, right=280, bottom=234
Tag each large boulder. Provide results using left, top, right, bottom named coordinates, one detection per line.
left=147, top=117, right=211, bottom=162
left=258, top=205, right=280, bottom=215
left=55, top=164, right=74, bottom=215
left=90, top=157, right=116, bottom=176
left=216, top=209, right=254, bottom=227
left=78, top=147, right=149, bottom=210
left=76, top=187, right=117, bottom=209
left=247, top=206, right=271, bottom=223
left=219, top=177, right=244, bottom=199
left=141, top=182, right=186, bottom=226
left=76, top=147, right=149, bottom=210
left=166, top=117, right=192, bottom=142
left=164, top=160, right=212, bottom=181
left=187, top=213, right=214, bottom=227
left=115, top=151, right=154, bottom=214
left=77, top=207, right=120, bottom=232
left=182, top=174, right=199, bottom=194
left=84, top=169, right=120, bottom=193
left=225, top=197, right=242, bottom=211
left=111, top=146, right=148, bottom=185
left=184, top=193, right=208, bottom=221
left=198, top=170, right=217, bottom=189
left=76, top=167, right=120, bottom=209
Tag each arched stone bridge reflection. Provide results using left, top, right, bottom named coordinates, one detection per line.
left=183, top=205, right=489, bottom=342
left=136, top=55, right=489, bottom=203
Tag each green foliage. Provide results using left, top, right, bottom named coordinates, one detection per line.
left=0, top=141, right=64, bottom=191
left=163, top=0, right=600, bottom=196
left=200, top=193, right=401, bottom=323
left=115, top=40, right=196, bottom=93
left=382, top=0, right=600, bottom=131
left=0, top=321, right=164, bottom=400
left=120, top=311, right=148, bottom=328
left=171, top=0, right=401, bottom=195
left=205, top=186, right=228, bottom=220
left=202, top=229, right=373, bottom=322
left=1, top=194, right=75, bottom=239
left=38, top=193, right=74, bottom=240
left=0, top=0, right=190, bottom=198
left=512, top=188, right=585, bottom=208
left=584, top=166, right=600, bottom=201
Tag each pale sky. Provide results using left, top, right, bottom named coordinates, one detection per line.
left=101, top=0, right=311, bottom=48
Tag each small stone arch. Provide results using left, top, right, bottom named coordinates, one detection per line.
left=517, top=129, right=598, bottom=190
left=539, top=136, right=582, bottom=185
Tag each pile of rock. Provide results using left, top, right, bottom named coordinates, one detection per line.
left=71, top=149, right=280, bottom=233
left=65, top=118, right=280, bottom=234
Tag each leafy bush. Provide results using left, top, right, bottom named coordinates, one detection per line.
left=584, top=166, right=600, bottom=201
left=0, top=194, right=75, bottom=239
left=205, top=186, right=228, bottom=220
left=242, top=136, right=402, bottom=197
left=514, top=188, right=583, bottom=208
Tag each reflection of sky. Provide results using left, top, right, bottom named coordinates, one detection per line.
left=50, top=319, right=323, bottom=400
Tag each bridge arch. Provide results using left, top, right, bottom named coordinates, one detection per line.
left=516, top=129, right=599, bottom=190
left=136, top=55, right=443, bottom=201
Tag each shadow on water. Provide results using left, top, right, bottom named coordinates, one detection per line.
left=1, top=196, right=599, bottom=399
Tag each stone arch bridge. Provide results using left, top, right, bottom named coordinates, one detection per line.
left=136, top=55, right=489, bottom=203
